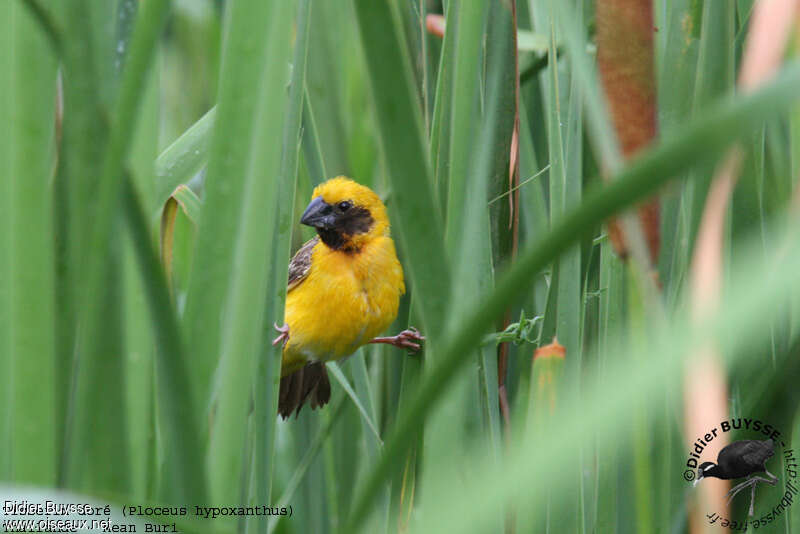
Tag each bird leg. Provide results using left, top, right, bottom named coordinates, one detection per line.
left=272, top=322, right=290, bottom=348
left=369, top=327, right=425, bottom=352
left=726, top=478, right=753, bottom=503
left=725, top=475, right=777, bottom=516
left=725, top=475, right=776, bottom=502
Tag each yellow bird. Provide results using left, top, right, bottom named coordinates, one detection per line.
left=273, top=177, right=423, bottom=418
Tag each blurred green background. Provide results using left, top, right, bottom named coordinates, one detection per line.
left=2, top=0, right=800, bottom=533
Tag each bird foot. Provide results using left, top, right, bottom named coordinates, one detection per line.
left=725, top=475, right=775, bottom=514
left=272, top=322, right=290, bottom=348
left=726, top=480, right=752, bottom=504
left=369, top=327, right=425, bottom=353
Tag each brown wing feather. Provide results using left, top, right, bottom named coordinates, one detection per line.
left=288, top=236, right=318, bottom=292
left=278, top=236, right=330, bottom=418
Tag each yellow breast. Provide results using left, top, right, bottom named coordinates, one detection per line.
left=281, top=236, right=405, bottom=375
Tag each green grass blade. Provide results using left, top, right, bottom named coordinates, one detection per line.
left=685, top=2, right=737, bottom=255
left=64, top=0, right=169, bottom=494
left=124, top=25, right=160, bottom=499
left=517, top=97, right=549, bottom=349
left=250, top=1, right=311, bottom=523
left=205, top=0, right=294, bottom=506
left=328, top=361, right=382, bottom=442
left=169, top=184, right=203, bottom=223
left=485, top=0, right=520, bottom=275
left=155, top=107, right=215, bottom=212
left=428, top=7, right=512, bottom=528
left=55, top=0, right=110, bottom=486
left=444, top=0, right=486, bottom=258
left=160, top=184, right=202, bottom=289
left=301, top=85, right=328, bottom=187
left=305, top=2, right=351, bottom=177
left=16, top=0, right=62, bottom=52
left=545, top=6, right=584, bottom=532
left=657, top=0, right=701, bottom=296
left=546, top=0, right=621, bottom=172
left=0, top=0, right=10, bottom=480
left=595, top=240, right=625, bottom=533
left=2, top=0, right=57, bottom=486
left=122, top=175, right=207, bottom=503
left=181, top=0, right=281, bottom=432
left=352, top=0, right=450, bottom=340
left=423, top=0, right=486, bottom=513
left=267, top=396, right=347, bottom=534
left=429, top=1, right=459, bottom=213
left=349, top=353, right=389, bottom=532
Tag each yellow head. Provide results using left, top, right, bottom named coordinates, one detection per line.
left=300, top=177, right=390, bottom=251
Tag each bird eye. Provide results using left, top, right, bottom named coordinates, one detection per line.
left=337, top=201, right=352, bottom=212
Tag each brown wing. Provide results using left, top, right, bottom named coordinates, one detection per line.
left=288, top=236, right=319, bottom=292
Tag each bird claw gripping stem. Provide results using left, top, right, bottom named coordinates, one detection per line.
left=272, top=322, right=290, bottom=348
left=369, top=327, right=425, bottom=353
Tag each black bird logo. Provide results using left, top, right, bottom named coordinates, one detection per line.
left=694, top=439, right=778, bottom=516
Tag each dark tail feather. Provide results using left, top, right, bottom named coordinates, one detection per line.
left=278, top=362, right=331, bottom=419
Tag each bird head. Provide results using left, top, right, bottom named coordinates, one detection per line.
left=694, top=461, right=717, bottom=487
left=300, top=177, right=390, bottom=252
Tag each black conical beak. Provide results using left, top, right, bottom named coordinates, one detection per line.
left=300, top=196, right=335, bottom=230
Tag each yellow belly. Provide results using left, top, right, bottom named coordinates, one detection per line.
left=281, top=236, right=404, bottom=376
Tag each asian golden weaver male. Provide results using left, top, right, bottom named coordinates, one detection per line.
left=272, top=177, right=423, bottom=418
